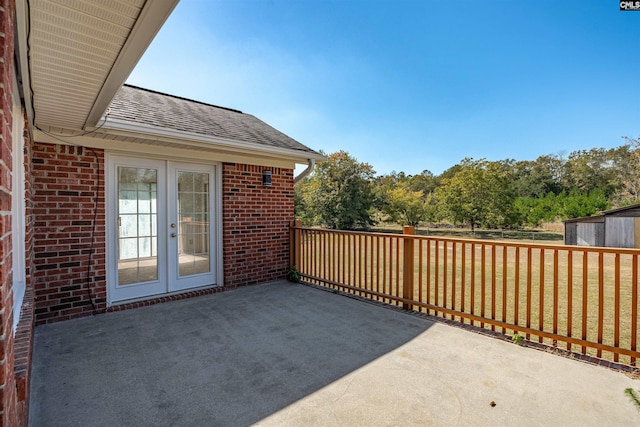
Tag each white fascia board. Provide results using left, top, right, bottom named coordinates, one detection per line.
left=97, top=118, right=327, bottom=163
left=33, top=128, right=300, bottom=169
left=83, top=0, right=180, bottom=128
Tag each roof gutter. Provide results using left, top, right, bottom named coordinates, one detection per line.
left=294, top=159, right=316, bottom=184
left=15, top=0, right=34, bottom=130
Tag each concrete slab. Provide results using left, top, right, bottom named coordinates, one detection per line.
left=30, top=281, right=640, bottom=426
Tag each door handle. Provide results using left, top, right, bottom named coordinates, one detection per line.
left=171, top=232, right=177, bottom=238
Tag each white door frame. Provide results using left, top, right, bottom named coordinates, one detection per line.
left=106, top=153, right=223, bottom=305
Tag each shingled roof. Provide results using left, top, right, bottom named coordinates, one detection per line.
left=106, top=85, right=321, bottom=156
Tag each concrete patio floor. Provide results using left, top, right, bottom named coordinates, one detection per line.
left=30, top=281, right=640, bottom=426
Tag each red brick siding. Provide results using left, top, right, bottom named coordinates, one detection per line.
left=30, top=156, right=294, bottom=322
left=0, top=0, right=20, bottom=424
left=31, top=143, right=106, bottom=325
left=13, top=284, right=32, bottom=427
left=222, top=163, right=294, bottom=287
left=15, top=115, right=34, bottom=426
left=23, top=127, right=34, bottom=297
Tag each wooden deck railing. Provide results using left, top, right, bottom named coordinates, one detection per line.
left=290, top=221, right=640, bottom=366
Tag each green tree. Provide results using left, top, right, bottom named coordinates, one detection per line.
left=512, top=154, right=564, bottom=198
left=373, top=171, right=409, bottom=213
left=408, top=169, right=438, bottom=195
left=563, top=148, right=620, bottom=197
left=294, top=177, right=316, bottom=226
left=304, top=151, right=376, bottom=230
left=436, top=158, right=519, bottom=229
left=613, top=137, right=640, bottom=206
left=516, top=189, right=609, bottom=226
left=515, top=192, right=563, bottom=227
left=559, top=189, right=609, bottom=219
left=383, top=182, right=429, bottom=227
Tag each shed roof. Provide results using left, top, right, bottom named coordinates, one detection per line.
left=601, top=203, right=640, bottom=215
left=563, top=215, right=604, bottom=224
left=563, top=203, right=640, bottom=223
left=106, top=85, right=322, bottom=157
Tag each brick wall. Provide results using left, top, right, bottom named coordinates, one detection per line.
left=0, top=0, right=18, bottom=424
left=31, top=143, right=106, bottom=325
left=23, top=122, right=34, bottom=301
left=15, top=115, right=34, bottom=426
left=30, top=155, right=294, bottom=322
left=222, top=163, right=294, bottom=287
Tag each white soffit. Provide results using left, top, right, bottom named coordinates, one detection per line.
left=24, top=0, right=178, bottom=130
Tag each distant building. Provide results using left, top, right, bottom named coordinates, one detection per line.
left=564, top=204, right=640, bottom=248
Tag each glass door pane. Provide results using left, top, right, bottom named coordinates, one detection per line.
left=177, top=171, right=210, bottom=277
left=117, top=167, right=158, bottom=285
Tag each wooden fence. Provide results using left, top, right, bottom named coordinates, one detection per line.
left=290, top=221, right=640, bottom=366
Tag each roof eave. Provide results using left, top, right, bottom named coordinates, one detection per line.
left=83, top=1, right=180, bottom=128
left=98, top=117, right=327, bottom=163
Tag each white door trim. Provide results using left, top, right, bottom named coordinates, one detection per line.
left=11, top=70, right=25, bottom=333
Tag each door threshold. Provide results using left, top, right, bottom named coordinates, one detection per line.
left=107, top=285, right=224, bottom=312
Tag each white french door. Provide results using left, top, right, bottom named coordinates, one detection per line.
left=107, top=155, right=217, bottom=303
left=168, top=162, right=216, bottom=291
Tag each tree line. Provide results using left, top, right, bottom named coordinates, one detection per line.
left=295, top=137, right=640, bottom=230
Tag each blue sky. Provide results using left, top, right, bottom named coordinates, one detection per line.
left=127, top=0, right=640, bottom=176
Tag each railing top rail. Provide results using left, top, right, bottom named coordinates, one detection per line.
left=291, top=225, right=640, bottom=255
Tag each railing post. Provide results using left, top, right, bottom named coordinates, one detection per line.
left=290, top=219, right=302, bottom=270
left=403, top=226, right=415, bottom=310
